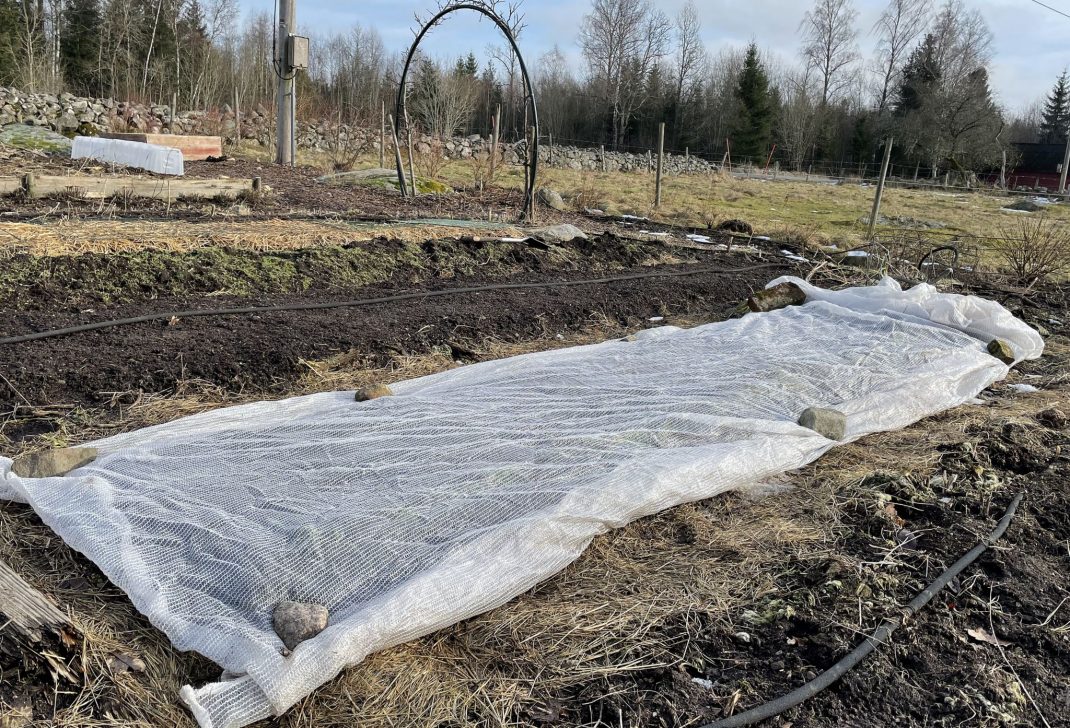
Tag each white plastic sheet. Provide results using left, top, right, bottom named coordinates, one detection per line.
left=72, top=136, right=184, bottom=175
left=0, top=278, right=1042, bottom=728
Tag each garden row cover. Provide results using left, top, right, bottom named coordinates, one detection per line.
left=0, top=277, right=1043, bottom=728
left=72, top=135, right=184, bottom=175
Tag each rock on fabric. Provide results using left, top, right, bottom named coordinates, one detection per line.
left=0, top=278, right=1043, bottom=728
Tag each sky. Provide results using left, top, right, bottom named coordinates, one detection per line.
left=250, top=0, right=1070, bottom=112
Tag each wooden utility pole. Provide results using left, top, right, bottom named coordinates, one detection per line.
left=1059, top=133, right=1070, bottom=194
left=655, top=122, right=665, bottom=208
left=866, top=138, right=893, bottom=241
left=275, top=0, right=295, bottom=165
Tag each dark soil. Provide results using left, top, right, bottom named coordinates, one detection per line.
left=0, top=237, right=792, bottom=445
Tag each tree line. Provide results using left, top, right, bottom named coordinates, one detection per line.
left=1, top=0, right=1067, bottom=175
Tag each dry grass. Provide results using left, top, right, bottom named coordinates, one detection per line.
left=409, top=155, right=1070, bottom=249
left=0, top=219, right=524, bottom=257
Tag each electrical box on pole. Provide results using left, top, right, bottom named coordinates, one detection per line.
left=286, top=35, right=309, bottom=71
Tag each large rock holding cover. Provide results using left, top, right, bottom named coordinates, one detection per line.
left=12, top=447, right=99, bottom=478
left=797, top=407, right=847, bottom=440
left=747, top=282, right=806, bottom=313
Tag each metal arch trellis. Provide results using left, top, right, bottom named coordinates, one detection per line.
left=394, top=1, right=540, bottom=221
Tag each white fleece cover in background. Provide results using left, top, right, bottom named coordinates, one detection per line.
left=72, top=135, right=184, bottom=175
left=0, top=277, right=1043, bottom=727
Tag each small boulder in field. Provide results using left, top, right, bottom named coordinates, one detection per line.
left=798, top=407, right=847, bottom=440
left=11, top=447, right=99, bottom=478
left=747, top=282, right=806, bottom=312
left=525, top=223, right=587, bottom=244
left=273, top=601, right=329, bottom=650
left=354, top=384, right=393, bottom=402
left=987, top=339, right=1016, bottom=364
left=717, top=219, right=753, bottom=235
left=1003, top=199, right=1041, bottom=212
left=537, top=187, right=567, bottom=211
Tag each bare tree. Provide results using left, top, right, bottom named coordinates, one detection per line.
left=410, top=58, right=478, bottom=138
left=580, top=0, right=671, bottom=149
left=929, top=0, right=992, bottom=87
left=872, top=0, right=928, bottom=115
left=800, top=0, right=859, bottom=106
left=672, top=0, right=704, bottom=143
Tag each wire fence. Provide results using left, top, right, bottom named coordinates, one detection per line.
left=527, top=132, right=1069, bottom=200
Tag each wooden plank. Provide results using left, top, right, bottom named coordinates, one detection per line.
left=0, top=176, right=20, bottom=196
left=21, top=174, right=253, bottom=201
left=0, top=559, right=71, bottom=643
left=98, top=132, right=223, bottom=161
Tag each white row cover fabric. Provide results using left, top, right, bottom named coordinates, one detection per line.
left=0, top=277, right=1042, bottom=728
left=72, top=136, right=184, bottom=175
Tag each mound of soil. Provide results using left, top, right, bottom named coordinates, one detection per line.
left=0, top=234, right=670, bottom=311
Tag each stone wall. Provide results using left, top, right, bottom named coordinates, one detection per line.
left=0, top=87, right=718, bottom=175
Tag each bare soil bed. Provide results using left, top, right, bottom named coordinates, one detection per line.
left=0, top=235, right=791, bottom=445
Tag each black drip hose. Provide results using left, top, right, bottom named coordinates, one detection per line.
left=701, top=491, right=1025, bottom=728
left=0, top=263, right=787, bottom=346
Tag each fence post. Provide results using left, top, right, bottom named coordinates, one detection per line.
left=170, top=92, right=177, bottom=129
left=380, top=100, right=386, bottom=169
left=404, top=109, right=417, bottom=197
left=600, top=144, right=605, bottom=173
left=489, top=112, right=498, bottom=180
left=866, top=137, right=893, bottom=241
left=388, top=114, right=407, bottom=197
left=233, top=88, right=240, bottom=148
left=1060, top=134, right=1070, bottom=194
left=655, top=122, right=665, bottom=208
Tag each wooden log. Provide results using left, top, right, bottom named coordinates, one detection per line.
left=14, top=174, right=254, bottom=200
left=0, top=175, right=21, bottom=196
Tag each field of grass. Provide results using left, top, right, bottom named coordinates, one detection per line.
left=452, top=161, right=1070, bottom=245
left=245, top=137, right=1070, bottom=249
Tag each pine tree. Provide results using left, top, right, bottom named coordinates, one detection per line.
left=61, top=0, right=103, bottom=95
left=733, top=43, right=773, bottom=159
left=1039, top=71, right=1070, bottom=144
left=894, top=33, right=940, bottom=116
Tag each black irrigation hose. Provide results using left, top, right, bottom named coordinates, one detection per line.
left=0, top=263, right=788, bottom=346
left=701, top=491, right=1025, bottom=728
